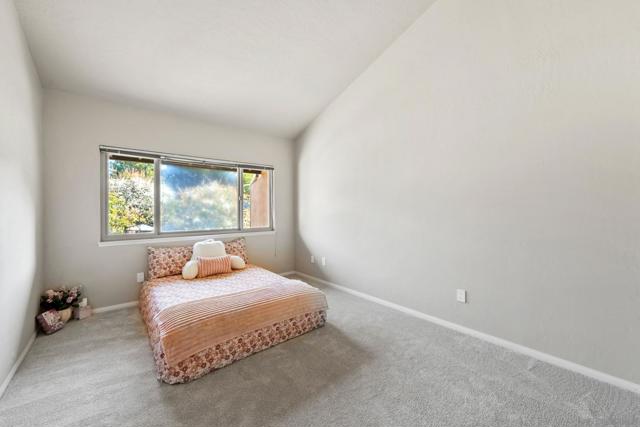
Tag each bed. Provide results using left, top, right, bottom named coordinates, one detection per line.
left=139, top=264, right=328, bottom=384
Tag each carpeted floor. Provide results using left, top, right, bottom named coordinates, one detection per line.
left=1, top=276, right=639, bottom=427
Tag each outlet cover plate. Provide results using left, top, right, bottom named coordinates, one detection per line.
left=456, top=289, right=467, bottom=303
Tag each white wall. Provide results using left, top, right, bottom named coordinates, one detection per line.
left=296, top=0, right=640, bottom=384
left=0, top=0, right=43, bottom=387
left=43, top=90, right=295, bottom=309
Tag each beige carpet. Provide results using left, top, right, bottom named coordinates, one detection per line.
left=1, top=277, right=639, bottom=427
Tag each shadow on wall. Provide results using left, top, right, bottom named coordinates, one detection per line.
left=294, top=237, right=325, bottom=279
left=0, top=163, right=42, bottom=380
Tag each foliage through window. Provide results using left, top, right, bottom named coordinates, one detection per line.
left=161, top=163, right=238, bottom=232
left=108, top=156, right=154, bottom=235
left=101, top=147, right=273, bottom=241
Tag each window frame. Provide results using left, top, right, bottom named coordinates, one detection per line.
left=100, top=146, right=275, bottom=242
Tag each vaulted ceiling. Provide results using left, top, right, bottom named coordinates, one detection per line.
left=16, top=0, right=435, bottom=138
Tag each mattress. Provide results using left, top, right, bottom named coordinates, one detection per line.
left=139, top=265, right=328, bottom=384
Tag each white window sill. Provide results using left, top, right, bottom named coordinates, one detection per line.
left=98, top=230, right=275, bottom=247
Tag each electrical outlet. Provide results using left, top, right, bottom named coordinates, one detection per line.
left=321, top=257, right=326, bottom=266
left=137, top=272, right=145, bottom=283
left=456, top=289, right=467, bottom=303
left=310, top=255, right=315, bottom=264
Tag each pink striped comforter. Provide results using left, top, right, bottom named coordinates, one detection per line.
left=140, top=266, right=328, bottom=366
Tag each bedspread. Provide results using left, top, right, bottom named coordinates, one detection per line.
left=139, top=265, right=328, bottom=383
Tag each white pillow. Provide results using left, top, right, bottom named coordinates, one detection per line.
left=182, top=260, right=199, bottom=279
left=229, top=255, right=246, bottom=270
left=192, top=239, right=226, bottom=260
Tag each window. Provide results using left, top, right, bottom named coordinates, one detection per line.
left=243, top=169, right=271, bottom=229
left=160, top=162, right=238, bottom=232
left=101, top=146, right=273, bottom=241
left=106, top=155, right=155, bottom=235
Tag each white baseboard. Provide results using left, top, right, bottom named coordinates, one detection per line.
left=93, top=301, right=138, bottom=314
left=0, top=331, right=36, bottom=399
left=277, top=270, right=297, bottom=277
left=293, top=271, right=640, bottom=395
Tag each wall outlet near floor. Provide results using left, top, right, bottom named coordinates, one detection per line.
left=456, top=289, right=467, bottom=303
left=310, top=255, right=315, bottom=264
left=321, top=256, right=326, bottom=266
left=136, top=272, right=145, bottom=283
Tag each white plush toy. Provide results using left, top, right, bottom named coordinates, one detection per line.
left=182, top=240, right=246, bottom=279
left=191, top=239, right=226, bottom=259
left=229, top=255, right=246, bottom=270
left=182, top=260, right=199, bottom=279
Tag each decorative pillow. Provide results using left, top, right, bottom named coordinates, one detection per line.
left=148, top=246, right=193, bottom=279
left=182, top=260, right=199, bottom=280
left=37, top=309, right=65, bottom=335
left=192, top=239, right=226, bottom=260
left=197, top=255, right=232, bottom=278
left=224, top=238, right=248, bottom=263
left=229, top=255, right=246, bottom=270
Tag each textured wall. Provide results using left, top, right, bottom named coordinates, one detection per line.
left=43, top=90, right=295, bottom=309
left=0, top=0, right=43, bottom=388
left=296, top=0, right=640, bottom=383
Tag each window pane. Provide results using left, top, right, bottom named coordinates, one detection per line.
left=243, top=169, right=271, bottom=229
left=107, top=157, right=155, bottom=235
left=161, top=163, right=238, bottom=232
